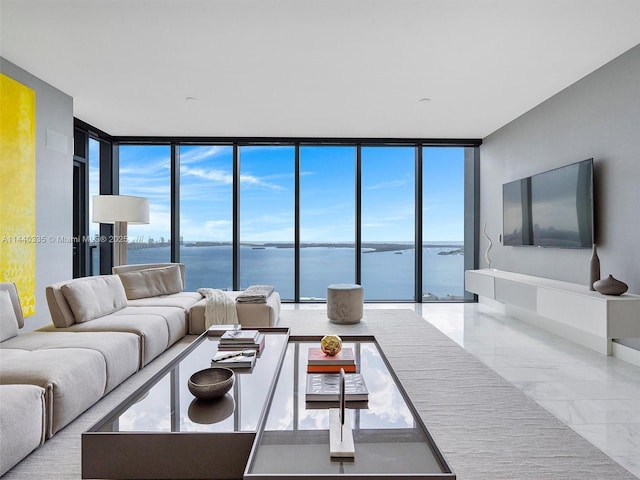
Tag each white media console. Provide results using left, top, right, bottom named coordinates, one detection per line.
left=465, top=269, right=640, bottom=355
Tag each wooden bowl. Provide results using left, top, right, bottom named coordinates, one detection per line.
left=188, top=367, right=234, bottom=400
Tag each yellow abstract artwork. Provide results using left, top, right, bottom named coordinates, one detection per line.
left=0, top=73, right=36, bottom=316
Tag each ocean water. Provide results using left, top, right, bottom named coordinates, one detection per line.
left=127, top=244, right=466, bottom=301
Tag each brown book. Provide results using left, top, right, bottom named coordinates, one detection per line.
left=307, top=347, right=355, bottom=365
left=307, top=364, right=357, bottom=373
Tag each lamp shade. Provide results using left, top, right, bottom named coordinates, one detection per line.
left=92, top=195, right=149, bottom=224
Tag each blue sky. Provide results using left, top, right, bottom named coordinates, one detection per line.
left=98, top=144, right=465, bottom=243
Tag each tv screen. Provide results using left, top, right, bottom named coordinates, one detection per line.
left=503, top=178, right=530, bottom=246
left=502, top=159, right=594, bottom=248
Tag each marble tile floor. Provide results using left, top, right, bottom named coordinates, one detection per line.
left=282, top=302, right=640, bottom=478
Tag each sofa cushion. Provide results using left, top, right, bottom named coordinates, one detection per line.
left=0, top=290, right=19, bottom=341
left=1, top=331, right=140, bottom=393
left=112, top=306, right=187, bottom=354
left=38, top=306, right=187, bottom=367
left=113, top=263, right=186, bottom=288
left=126, top=291, right=202, bottom=312
left=60, top=275, right=127, bottom=323
left=117, top=265, right=184, bottom=300
left=0, top=348, right=107, bottom=438
left=0, top=384, right=46, bottom=476
left=46, top=282, right=77, bottom=328
left=0, top=282, right=24, bottom=329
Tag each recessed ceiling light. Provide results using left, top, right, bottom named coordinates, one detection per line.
left=418, top=97, right=431, bottom=103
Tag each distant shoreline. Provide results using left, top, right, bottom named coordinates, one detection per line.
left=126, top=241, right=466, bottom=299
left=126, top=241, right=463, bottom=254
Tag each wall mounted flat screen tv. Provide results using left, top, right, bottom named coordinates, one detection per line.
left=503, top=159, right=594, bottom=248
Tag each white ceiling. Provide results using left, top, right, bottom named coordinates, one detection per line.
left=2, top=0, right=640, bottom=139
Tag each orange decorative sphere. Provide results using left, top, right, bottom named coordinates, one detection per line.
left=320, top=335, right=342, bottom=356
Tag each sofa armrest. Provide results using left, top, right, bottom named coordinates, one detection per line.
left=0, top=282, right=24, bottom=329
left=0, top=384, right=46, bottom=476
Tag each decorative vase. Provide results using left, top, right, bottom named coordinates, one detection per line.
left=483, top=222, right=492, bottom=269
left=593, top=275, right=628, bottom=296
left=589, top=243, right=600, bottom=291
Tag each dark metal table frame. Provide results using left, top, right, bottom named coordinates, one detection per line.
left=82, top=328, right=290, bottom=480
left=244, top=335, right=455, bottom=480
left=82, top=331, right=454, bottom=479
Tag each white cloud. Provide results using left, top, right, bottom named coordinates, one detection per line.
left=181, top=166, right=233, bottom=184
left=205, top=219, right=232, bottom=228
left=240, top=173, right=283, bottom=190
left=180, top=146, right=228, bottom=165
left=361, top=221, right=387, bottom=228
left=181, top=165, right=284, bottom=190
left=365, top=179, right=406, bottom=190
left=203, top=219, right=232, bottom=240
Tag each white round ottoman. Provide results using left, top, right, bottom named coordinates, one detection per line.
left=327, top=284, right=363, bottom=324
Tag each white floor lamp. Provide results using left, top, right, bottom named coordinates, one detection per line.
left=92, top=195, right=149, bottom=266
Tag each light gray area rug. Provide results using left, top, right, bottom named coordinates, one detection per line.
left=4, top=309, right=635, bottom=479
left=278, top=309, right=636, bottom=480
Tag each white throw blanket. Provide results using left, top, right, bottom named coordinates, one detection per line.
left=197, top=288, right=238, bottom=328
left=236, top=284, right=274, bottom=303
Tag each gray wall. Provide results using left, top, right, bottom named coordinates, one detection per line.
left=1, top=58, right=74, bottom=331
left=480, top=44, right=640, bottom=294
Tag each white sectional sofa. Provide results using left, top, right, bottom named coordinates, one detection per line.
left=0, top=263, right=280, bottom=476
left=0, top=282, right=140, bottom=476
left=112, top=263, right=281, bottom=333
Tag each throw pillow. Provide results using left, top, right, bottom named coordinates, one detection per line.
left=118, top=265, right=183, bottom=300
left=0, top=290, right=19, bottom=341
left=61, top=275, right=128, bottom=323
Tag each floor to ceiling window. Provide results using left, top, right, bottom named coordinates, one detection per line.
left=179, top=145, right=234, bottom=291
left=360, top=146, right=415, bottom=300
left=78, top=117, right=479, bottom=301
left=87, top=138, right=101, bottom=275
left=119, top=145, right=172, bottom=264
left=422, top=147, right=467, bottom=301
left=73, top=125, right=114, bottom=277
left=299, top=146, right=356, bottom=300
left=239, top=146, right=295, bottom=300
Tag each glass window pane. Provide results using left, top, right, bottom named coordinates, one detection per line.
left=88, top=138, right=101, bottom=275
left=239, top=146, right=295, bottom=300
left=119, top=145, right=172, bottom=264
left=299, top=146, right=356, bottom=300
left=179, top=145, right=233, bottom=291
left=422, top=147, right=465, bottom=301
left=361, top=147, right=415, bottom=300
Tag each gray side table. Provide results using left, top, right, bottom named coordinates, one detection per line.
left=327, top=283, right=363, bottom=324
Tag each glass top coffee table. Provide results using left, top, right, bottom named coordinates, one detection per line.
left=244, top=336, right=455, bottom=479
left=82, top=328, right=290, bottom=480
left=83, top=331, right=454, bottom=479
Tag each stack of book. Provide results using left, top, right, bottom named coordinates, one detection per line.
left=217, top=329, right=265, bottom=352
left=211, top=348, right=256, bottom=369
left=307, top=347, right=356, bottom=373
left=212, top=329, right=265, bottom=369
left=305, top=372, right=369, bottom=402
